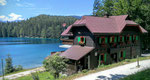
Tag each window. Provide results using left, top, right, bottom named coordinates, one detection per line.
left=118, top=36, right=124, bottom=42
left=110, top=36, right=117, bottom=43
left=100, top=54, right=104, bottom=62
left=127, top=35, right=129, bottom=41
left=80, top=36, right=84, bottom=42
left=133, top=35, right=138, bottom=41
left=99, top=53, right=107, bottom=64
left=120, top=36, right=122, bottom=41
left=120, top=51, right=123, bottom=59
left=126, top=35, right=132, bottom=42
left=99, top=37, right=108, bottom=44
left=120, top=51, right=126, bottom=59
left=78, top=36, right=85, bottom=45
left=123, top=51, right=126, bottom=58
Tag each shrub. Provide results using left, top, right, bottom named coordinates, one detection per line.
left=82, top=69, right=88, bottom=73
left=125, top=59, right=130, bottom=62
left=43, top=53, right=68, bottom=78
left=14, top=65, right=23, bottom=71
left=5, top=54, right=23, bottom=74
left=31, top=72, right=39, bottom=80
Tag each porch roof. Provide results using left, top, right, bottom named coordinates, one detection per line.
left=60, top=45, right=94, bottom=60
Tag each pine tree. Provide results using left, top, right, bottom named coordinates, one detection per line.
left=5, top=54, right=14, bottom=74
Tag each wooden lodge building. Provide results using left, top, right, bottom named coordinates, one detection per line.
left=60, top=15, right=147, bottom=72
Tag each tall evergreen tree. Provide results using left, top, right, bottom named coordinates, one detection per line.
left=5, top=54, right=14, bottom=74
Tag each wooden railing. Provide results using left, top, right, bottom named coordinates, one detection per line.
left=61, top=39, right=73, bottom=45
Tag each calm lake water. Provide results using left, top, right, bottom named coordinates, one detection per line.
left=0, top=37, right=67, bottom=75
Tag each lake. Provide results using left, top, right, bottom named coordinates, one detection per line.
left=0, top=37, right=67, bottom=76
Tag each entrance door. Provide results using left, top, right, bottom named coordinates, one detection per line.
left=111, top=53, right=118, bottom=63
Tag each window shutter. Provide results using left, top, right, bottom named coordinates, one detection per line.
left=136, top=36, right=138, bottom=40
left=123, top=51, right=126, bottom=58
left=104, top=53, right=107, bottom=62
left=99, top=55, right=101, bottom=65
left=122, top=36, right=124, bottom=42
left=105, top=37, right=108, bottom=43
left=118, top=36, right=120, bottom=42
left=110, top=37, right=112, bottom=43
left=133, top=36, right=135, bottom=40
left=114, top=37, right=117, bottom=43
left=99, top=37, right=101, bottom=44
left=84, top=37, right=86, bottom=43
left=119, top=52, right=121, bottom=58
left=129, top=36, right=132, bottom=41
left=78, top=37, right=80, bottom=43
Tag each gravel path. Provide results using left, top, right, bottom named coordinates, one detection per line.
left=0, top=67, right=45, bottom=80
left=75, top=59, right=150, bottom=80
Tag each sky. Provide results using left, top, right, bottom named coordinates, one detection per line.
left=0, top=0, right=95, bottom=21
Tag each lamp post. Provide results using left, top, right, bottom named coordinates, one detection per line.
left=137, top=55, right=140, bottom=68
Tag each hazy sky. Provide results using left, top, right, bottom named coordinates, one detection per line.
left=0, top=0, right=94, bottom=21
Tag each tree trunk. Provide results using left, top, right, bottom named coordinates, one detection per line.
left=54, top=72, right=59, bottom=78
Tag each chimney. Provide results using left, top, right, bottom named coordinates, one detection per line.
left=104, top=12, right=109, bottom=18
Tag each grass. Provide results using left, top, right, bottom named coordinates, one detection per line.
left=0, top=67, right=40, bottom=77
left=15, top=72, right=55, bottom=80
left=121, top=68, right=150, bottom=80
left=0, top=69, right=29, bottom=77
left=60, top=56, right=150, bottom=80
left=4, top=69, right=29, bottom=76
left=13, top=56, right=150, bottom=80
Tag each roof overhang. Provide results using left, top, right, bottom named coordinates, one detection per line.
left=120, top=24, right=148, bottom=33
left=60, top=45, right=94, bottom=60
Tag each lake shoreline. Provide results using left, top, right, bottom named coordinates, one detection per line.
left=0, top=36, right=60, bottom=40
left=0, top=37, right=67, bottom=76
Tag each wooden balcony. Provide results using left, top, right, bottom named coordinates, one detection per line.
left=61, top=39, right=73, bottom=45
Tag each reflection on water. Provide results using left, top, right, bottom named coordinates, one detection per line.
left=0, top=37, right=66, bottom=76
left=0, top=37, right=61, bottom=45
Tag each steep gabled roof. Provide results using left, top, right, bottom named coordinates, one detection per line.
left=61, top=15, right=147, bottom=36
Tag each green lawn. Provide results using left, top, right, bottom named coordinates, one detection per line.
left=15, top=72, right=55, bottom=80
left=14, top=56, right=150, bottom=80
left=121, top=68, right=150, bottom=80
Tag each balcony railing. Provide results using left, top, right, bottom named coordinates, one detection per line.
left=61, top=39, right=73, bottom=45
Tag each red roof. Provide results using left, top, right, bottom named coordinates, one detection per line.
left=61, top=15, right=147, bottom=36
left=60, top=45, right=94, bottom=60
left=61, top=25, right=73, bottom=36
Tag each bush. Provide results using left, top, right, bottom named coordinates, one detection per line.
left=43, top=53, right=68, bottom=78
left=125, top=59, right=130, bottom=62
left=82, top=69, right=88, bottom=73
left=31, top=72, right=39, bottom=80
left=14, top=65, right=23, bottom=71
left=5, top=54, right=23, bottom=74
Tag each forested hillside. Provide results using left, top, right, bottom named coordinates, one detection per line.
left=0, top=15, right=77, bottom=38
